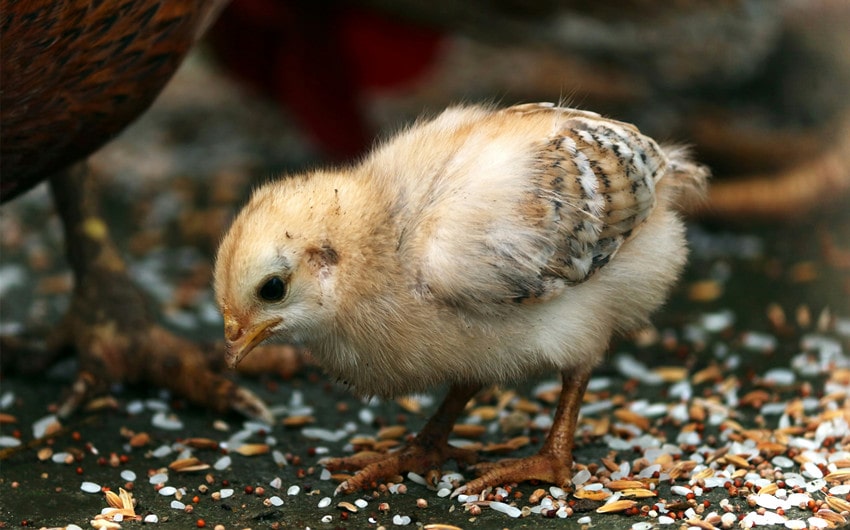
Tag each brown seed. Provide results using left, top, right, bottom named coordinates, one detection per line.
left=766, top=303, right=786, bottom=329
left=84, top=396, right=119, bottom=412
left=452, top=424, right=486, bottom=438
left=169, top=457, right=210, bottom=472
left=583, top=416, right=611, bottom=437
left=105, top=490, right=123, bottom=509
left=377, top=425, right=407, bottom=440
left=667, top=460, right=698, bottom=480
left=596, top=499, right=638, bottom=513
left=37, top=447, right=53, bottom=461
left=43, top=420, right=63, bottom=437
left=757, top=483, right=778, bottom=495
left=692, top=365, right=723, bottom=385
left=613, top=409, right=650, bottom=431
left=826, top=496, right=850, bottom=513
left=790, top=262, right=818, bottom=283
left=528, top=488, right=547, bottom=504
left=755, top=442, right=787, bottom=457
left=395, top=396, right=422, bottom=414
left=129, top=432, right=151, bottom=448
left=282, top=415, right=316, bottom=427
left=0, top=413, right=17, bottom=424
left=183, top=438, right=220, bottom=450
left=535, top=387, right=561, bottom=404
left=619, top=488, right=657, bottom=498
left=469, top=406, right=499, bottom=421
left=600, top=457, right=619, bottom=473
left=824, top=469, right=850, bottom=482
left=739, top=390, right=771, bottom=408
left=424, top=525, right=464, bottom=530
left=816, top=508, right=847, bottom=524
left=689, top=402, right=706, bottom=422
left=722, top=454, right=752, bottom=469
left=234, top=443, right=270, bottom=456
left=348, top=436, right=376, bottom=448
left=796, top=304, right=812, bottom=328
left=688, top=279, right=722, bottom=302
left=653, top=366, right=689, bottom=382
left=337, top=501, right=358, bottom=513
left=575, top=488, right=611, bottom=501
left=607, top=480, right=648, bottom=491
left=512, top=398, right=541, bottom=414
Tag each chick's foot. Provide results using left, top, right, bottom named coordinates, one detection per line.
left=455, top=369, right=591, bottom=495
left=42, top=164, right=284, bottom=422
left=322, top=383, right=482, bottom=494
left=324, top=441, right=478, bottom=495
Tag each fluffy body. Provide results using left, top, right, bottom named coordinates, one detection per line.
left=215, top=103, right=706, bottom=398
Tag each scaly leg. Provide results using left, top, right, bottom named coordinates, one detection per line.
left=454, top=369, right=591, bottom=496
left=322, top=383, right=482, bottom=494
left=40, top=163, right=290, bottom=421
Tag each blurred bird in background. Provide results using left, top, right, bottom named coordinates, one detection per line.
left=0, top=0, right=293, bottom=422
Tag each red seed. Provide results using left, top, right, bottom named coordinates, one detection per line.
left=196, top=519, right=206, bottom=528
left=76, top=467, right=83, bottom=475
left=244, top=485, right=254, bottom=495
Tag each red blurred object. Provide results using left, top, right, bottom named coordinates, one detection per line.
left=210, top=0, right=443, bottom=160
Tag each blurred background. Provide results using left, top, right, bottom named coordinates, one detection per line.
left=1, top=2, right=849, bottom=527
left=204, top=0, right=850, bottom=218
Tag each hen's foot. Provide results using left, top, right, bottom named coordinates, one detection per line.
left=322, top=383, right=483, bottom=495
left=35, top=164, right=306, bottom=422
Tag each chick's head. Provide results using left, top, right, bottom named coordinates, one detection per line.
left=214, top=178, right=340, bottom=368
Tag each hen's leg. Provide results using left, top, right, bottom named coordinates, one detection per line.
left=455, top=369, right=591, bottom=495
left=322, top=383, right=482, bottom=494
left=42, top=163, right=285, bottom=421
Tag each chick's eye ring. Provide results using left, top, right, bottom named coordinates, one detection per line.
left=258, top=276, right=286, bottom=302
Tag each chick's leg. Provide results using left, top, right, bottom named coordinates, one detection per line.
left=456, top=369, right=590, bottom=495
left=323, top=383, right=482, bottom=494
left=44, top=164, right=286, bottom=421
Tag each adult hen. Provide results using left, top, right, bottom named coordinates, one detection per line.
left=215, top=102, right=708, bottom=493
left=0, top=0, right=277, bottom=422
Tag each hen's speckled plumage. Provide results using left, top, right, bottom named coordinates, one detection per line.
left=215, top=102, right=708, bottom=492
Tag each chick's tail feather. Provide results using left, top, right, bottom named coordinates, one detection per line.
left=659, top=145, right=710, bottom=214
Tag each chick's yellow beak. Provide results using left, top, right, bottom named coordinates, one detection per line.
left=223, top=309, right=281, bottom=368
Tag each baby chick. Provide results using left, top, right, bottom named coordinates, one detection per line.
left=214, top=102, right=708, bottom=494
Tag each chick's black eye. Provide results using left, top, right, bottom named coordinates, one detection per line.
left=258, top=276, right=286, bottom=302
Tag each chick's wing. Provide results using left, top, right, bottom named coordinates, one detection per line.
left=390, top=104, right=668, bottom=310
